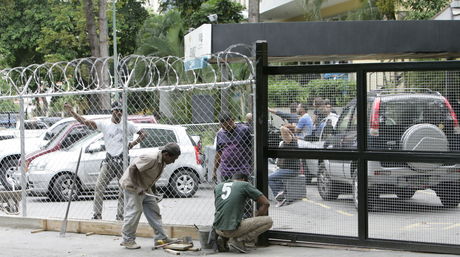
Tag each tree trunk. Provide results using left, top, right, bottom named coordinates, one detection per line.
left=81, top=0, right=110, bottom=112
left=82, top=0, right=100, bottom=57
left=98, top=0, right=109, bottom=58
left=248, top=0, right=260, bottom=23
left=97, top=0, right=111, bottom=112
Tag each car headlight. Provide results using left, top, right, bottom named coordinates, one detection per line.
left=29, top=159, right=48, bottom=171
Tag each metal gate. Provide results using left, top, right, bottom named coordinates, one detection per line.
left=255, top=41, right=460, bottom=254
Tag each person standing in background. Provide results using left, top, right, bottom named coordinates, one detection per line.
left=212, top=112, right=252, bottom=182
left=64, top=102, right=146, bottom=221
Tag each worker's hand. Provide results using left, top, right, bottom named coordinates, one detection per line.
left=64, top=103, right=73, bottom=113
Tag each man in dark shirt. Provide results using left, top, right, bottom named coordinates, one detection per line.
left=212, top=113, right=252, bottom=182
left=213, top=173, right=272, bottom=253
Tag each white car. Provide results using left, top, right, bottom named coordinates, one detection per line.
left=20, top=124, right=204, bottom=201
left=0, top=120, right=49, bottom=141
left=0, top=116, right=109, bottom=190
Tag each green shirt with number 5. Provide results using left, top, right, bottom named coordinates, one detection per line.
left=213, top=180, right=263, bottom=231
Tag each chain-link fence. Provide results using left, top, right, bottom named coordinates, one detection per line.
left=0, top=46, right=256, bottom=227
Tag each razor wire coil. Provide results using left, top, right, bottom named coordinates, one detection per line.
left=0, top=45, right=255, bottom=99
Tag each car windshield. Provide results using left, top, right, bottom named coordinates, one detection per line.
left=140, top=128, right=178, bottom=148
left=67, top=132, right=100, bottom=151
left=43, top=123, right=70, bottom=149
left=43, top=122, right=95, bottom=150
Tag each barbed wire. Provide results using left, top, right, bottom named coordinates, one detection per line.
left=0, top=44, right=255, bottom=97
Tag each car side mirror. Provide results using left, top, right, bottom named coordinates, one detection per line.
left=86, top=142, right=105, bottom=153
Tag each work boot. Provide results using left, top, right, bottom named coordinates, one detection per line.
left=120, top=241, right=141, bottom=249
left=216, top=236, right=229, bottom=252
left=228, top=238, right=247, bottom=253
left=91, top=213, right=102, bottom=220
left=244, top=239, right=257, bottom=248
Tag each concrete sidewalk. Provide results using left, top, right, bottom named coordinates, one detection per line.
left=0, top=226, right=453, bottom=257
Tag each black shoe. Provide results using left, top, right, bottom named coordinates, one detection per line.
left=92, top=213, right=102, bottom=220
left=217, top=236, right=229, bottom=252
left=228, top=239, right=247, bottom=253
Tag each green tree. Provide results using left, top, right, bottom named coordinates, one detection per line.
left=375, top=0, right=450, bottom=20
left=187, top=0, right=244, bottom=29
left=0, top=0, right=50, bottom=67
left=136, top=10, right=185, bottom=57
left=114, top=0, right=149, bottom=56
left=375, top=0, right=397, bottom=19
left=401, top=0, right=450, bottom=20
left=0, top=0, right=148, bottom=67
left=159, top=0, right=244, bottom=29
left=159, top=0, right=204, bottom=18
left=37, top=0, right=89, bottom=62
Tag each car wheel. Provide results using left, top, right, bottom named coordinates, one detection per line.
left=317, top=163, right=339, bottom=200
left=50, top=173, right=80, bottom=202
left=168, top=169, right=199, bottom=198
left=436, top=185, right=460, bottom=208
left=0, top=157, right=21, bottom=191
left=395, top=188, right=416, bottom=200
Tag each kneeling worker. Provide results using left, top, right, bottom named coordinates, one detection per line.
left=119, top=142, right=181, bottom=249
left=213, top=173, right=273, bottom=253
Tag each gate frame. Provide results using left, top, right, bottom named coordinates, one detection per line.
left=255, top=40, right=460, bottom=254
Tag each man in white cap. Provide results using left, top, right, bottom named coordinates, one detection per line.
left=64, top=101, right=146, bottom=220
left=119, top=142, right=181, bottom=249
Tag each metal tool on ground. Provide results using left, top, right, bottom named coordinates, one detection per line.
left=59, top=148, right=83, bottom=237
left=156, top=236, right=194, bottom=250
left=153, top=239, right=182, bottom=249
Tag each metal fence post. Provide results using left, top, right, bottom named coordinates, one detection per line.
left=19, top=97, right=26, bottom=217
left=356, top=69, right=368, bottom=240
left=255, top=40, right=269, bottom=246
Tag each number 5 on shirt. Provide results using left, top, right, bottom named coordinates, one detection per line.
left=221, top=182, right=233, bottom=200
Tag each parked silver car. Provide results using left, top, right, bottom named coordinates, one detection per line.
left=317, top=91, right=460, bottom=210
left=17, top=124, right=204, bottom=201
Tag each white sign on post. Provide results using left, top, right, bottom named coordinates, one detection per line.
left=184, top=24, right=212, bottom=71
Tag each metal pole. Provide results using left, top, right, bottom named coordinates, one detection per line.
left=112, top=0, right=118, bottom=97
left=113, top=0, right=127, bottom=172
left=220, top=64, right=230, bottom=114
left=19, top=97, right=26, bottom=217
left=356, top=69, right=369, bottom=240
left=255, top=40, right=268, bottom=246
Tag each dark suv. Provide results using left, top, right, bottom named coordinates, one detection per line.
left=317, top=89, right=460, bottom=209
